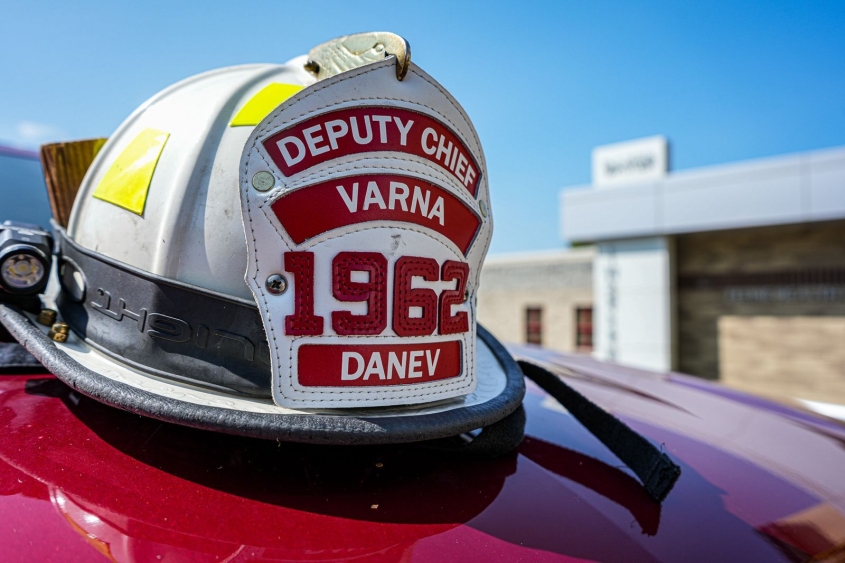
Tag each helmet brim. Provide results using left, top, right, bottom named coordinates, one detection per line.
left=0, top=298, right=525, bottom=444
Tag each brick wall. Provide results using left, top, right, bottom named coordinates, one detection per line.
left=477, top=250, right=593, bottom=352
left=718, top=316, right=845, bottom=403
left=677, top=220, right=845, bottom=403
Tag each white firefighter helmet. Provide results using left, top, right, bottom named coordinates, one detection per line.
left=1, top=32, right=525, bottom=443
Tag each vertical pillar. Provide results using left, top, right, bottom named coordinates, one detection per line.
left=594, top=236, right=675, bottom=372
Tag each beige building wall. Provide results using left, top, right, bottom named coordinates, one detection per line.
left=677, top=220, right=845, bottom=403
left=718, top=316, right=845, bottom=403
left=477, top=248, right=594, bottom=352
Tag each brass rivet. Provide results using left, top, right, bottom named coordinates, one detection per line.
left=252, top=171, right=275, bottom=192
left=37, top=309, right=57, bottom=326
left=48, top=322, right=70, bottom=342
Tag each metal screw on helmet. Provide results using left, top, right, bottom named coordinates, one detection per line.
left=252, top=171, right=275, bottom=192
left=48, top=322, right=70, bottom=343
left=265, top=274, right=288, bottom=295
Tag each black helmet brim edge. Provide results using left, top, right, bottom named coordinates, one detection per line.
left=0, top=302, right=525, bottom=445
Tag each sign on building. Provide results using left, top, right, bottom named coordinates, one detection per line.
left=592, top=136, right=668, bottom=188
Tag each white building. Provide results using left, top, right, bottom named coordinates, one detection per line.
left=562, top=137, right=845, bottom=403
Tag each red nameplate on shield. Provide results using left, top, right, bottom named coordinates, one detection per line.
left=262, top=107, right=481, bottom=196
left=298, top=341, right=462, bottom=387
left=271, top=174, right=481, bottom=255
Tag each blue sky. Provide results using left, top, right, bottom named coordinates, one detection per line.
left=1, top=1, right=843, bottom=254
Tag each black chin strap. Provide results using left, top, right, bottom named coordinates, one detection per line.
left=517, top=360, right=681, bottom=502
left=427, top=359, right=681, bottom=503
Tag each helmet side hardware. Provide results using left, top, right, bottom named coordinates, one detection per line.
left=305, top=32, right=411, bottom=82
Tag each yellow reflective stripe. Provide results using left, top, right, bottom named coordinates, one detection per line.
left=230, top=83, right=304, bottom=127
left=92, top=128, right=169, bottom=216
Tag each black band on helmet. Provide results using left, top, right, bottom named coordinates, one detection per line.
left=0, top=300, right=526, bottom=444
left=56, top=228, right=273, bottom=397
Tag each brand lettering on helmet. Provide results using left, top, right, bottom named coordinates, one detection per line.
left=297, top=341, right=461, bottom=387
left=146, top=313, right=191, bottom=343
left=90, top=289, right=271, bottom=365
left=263, top=107, right=481, bottom=196
left=272, top=174, right=481, bottom=255
left=92, top=289, right=148, bottom=332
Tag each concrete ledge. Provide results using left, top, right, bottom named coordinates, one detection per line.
left=562, top=146, right=845, bottom=243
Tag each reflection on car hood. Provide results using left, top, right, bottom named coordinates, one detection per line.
left=0, top=345, right=843, bottom=562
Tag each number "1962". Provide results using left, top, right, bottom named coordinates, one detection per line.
left=282, top=251, right=469, bottom=337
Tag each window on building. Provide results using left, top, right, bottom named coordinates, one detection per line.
left=525, top=307, right=543, bottom=345
left=576, top=307, right=593, bottom=352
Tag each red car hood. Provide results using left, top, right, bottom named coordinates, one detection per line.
left=1, top=345, right=844, bottom=562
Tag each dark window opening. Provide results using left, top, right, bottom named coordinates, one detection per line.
left=525, top=307, right=543, bottom=345
left=576, top=306, right=593, bottom=352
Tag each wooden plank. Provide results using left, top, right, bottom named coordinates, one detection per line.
left=40, top=139, right=107, bottom=228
